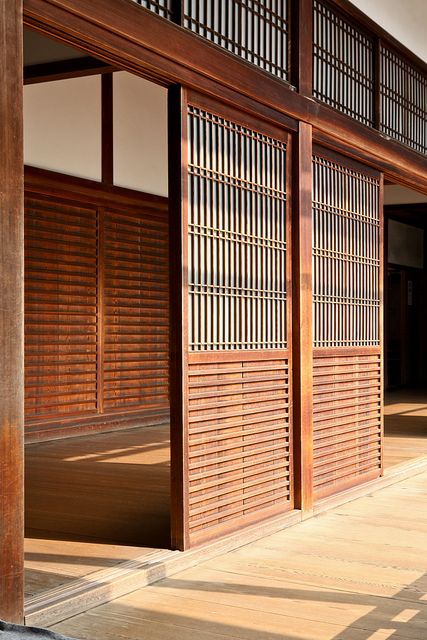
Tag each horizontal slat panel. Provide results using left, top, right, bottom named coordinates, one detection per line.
left=188, top=357, right=292, bottom=539
left=103, top=208, right=169, bottom=414
left=313, top=352, right=381, bottom=500
left=25, top=198, right=98, bottom=419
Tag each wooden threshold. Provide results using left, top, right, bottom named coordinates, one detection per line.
left=25, top=452, right=427, bottom=628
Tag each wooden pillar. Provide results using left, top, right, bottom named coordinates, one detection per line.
left=0, top=0, right=24, bottom=623
left=291, top=0, right=313, bottom=95
left=168, top=84, right=189, bottom=551
left=292, top=122, right=314, bottom=515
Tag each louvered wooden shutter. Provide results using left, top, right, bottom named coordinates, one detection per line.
left=24, top=177, right=169, bottom=437
left=103, top=208, right=169, bottom=414
left=311, top=149, right=383, bottom=500
left=171, top=91, right=293, bottom=548
left=25, top=197, right=98, bottom=422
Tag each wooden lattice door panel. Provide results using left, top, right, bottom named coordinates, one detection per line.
left=25, top=198, right=98, bottom=420
left=24, top=178, right=169, bottom=436
left=103, top=208, right=169, bottom=414
left=171, top=90, right=293, bottom=548
left=312, top=149, right=383, bottom=501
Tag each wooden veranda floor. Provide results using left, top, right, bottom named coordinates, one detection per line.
left=51, top=468, right=427, bottom=640
left=384, top=389, right=427, bottom=469
left=25, top=423, right=170, bottom=599
left=24, top=388, right=427, bottom=602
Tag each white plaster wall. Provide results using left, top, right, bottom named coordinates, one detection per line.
left=349, top=0, right=427, bottom=63
left=384, top=185, right=427, bottom=205
left=113, top=72, right=168, bottom=197
left=24, top=76, right=102, bottom=181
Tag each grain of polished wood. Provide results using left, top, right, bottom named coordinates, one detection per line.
left=51, top=470, right=427, bottom=640
left=0, top=0, right=25, bottom=622
left=25, top=423, right=171, bottom=601
left=384, top=390, right=427, bottom=469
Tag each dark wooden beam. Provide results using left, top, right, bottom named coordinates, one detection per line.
left=101, top=73, right=114, bottom=185
left=24, top=56, right=115, bottom=84
left=0, top=0, right=25, bottom=623
left=22, top=0, right=427, bottom=193
left=291, top=0, right=313, bottom=95
left=292, top=122, right=314, bottom=515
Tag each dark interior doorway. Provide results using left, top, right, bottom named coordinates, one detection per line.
left=384, top=189, right=427, bottom=469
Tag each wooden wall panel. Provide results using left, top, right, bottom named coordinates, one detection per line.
left=312, top=150, right=382, bottom=501
left=188, top=353, right=291, bottom=544
left=313, top=349, right=381, bottom=500
left=182, top=94, right=293, bottom=546
left=103, top=208, right=169, bottom=413
left=24, top=175, right=169, bottom=438
left=25, top=198, right=98, bottom=421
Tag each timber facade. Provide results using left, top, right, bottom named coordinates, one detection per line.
left=1, top=0, right=427, bottom=623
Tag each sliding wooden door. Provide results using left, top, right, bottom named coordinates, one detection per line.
left=170, top=89, right=293, bottom=549
left=311, top=147, right=383, bottom=501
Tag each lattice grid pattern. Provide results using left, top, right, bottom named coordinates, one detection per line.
left=131, top=0, right=172, bottom=19
left=380, top=44, right=427, bottom=155
left=312, top=155, right=380, bottom=348
left=188, top=105, right=287, bottom=351
left=313, top=0, right=374, bottom=126
left=184, top=1, right=289, bottom=81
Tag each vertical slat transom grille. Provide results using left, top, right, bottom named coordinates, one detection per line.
left=188, top=105, right=287, bottom=351
left=312, top=154, right=380, bottom=348
left=380, top=44, right=427, bottom=155
left=313, top=0, right=374, bottom=127
left=131, top=0, right=173, bottom=19
left=184, top=1, right=289, bottom=81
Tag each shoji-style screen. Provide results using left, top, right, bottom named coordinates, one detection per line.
left=313, top=0, right=374, bottom=127
left=312, top=149, right=382, bottom=500
left=182, top=94, right=292, bottom=546
left=184, top=1, right=290, bottom=81
left=380, top=44, right=427, bottom=155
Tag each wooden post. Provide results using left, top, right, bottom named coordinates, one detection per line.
left=101, top=73, right=114, bottom=185
left=168, top=84, right=189, bottom=550
left=292, top=121, right=314, bottom=515
left=0, top=0, right=25, bottom=622
left=291, top=0, right=313, bottom=95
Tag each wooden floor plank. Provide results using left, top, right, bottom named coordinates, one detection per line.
left=50, top=469, right=427, bottom=640
left=25, top=424, right=170, bottom=599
